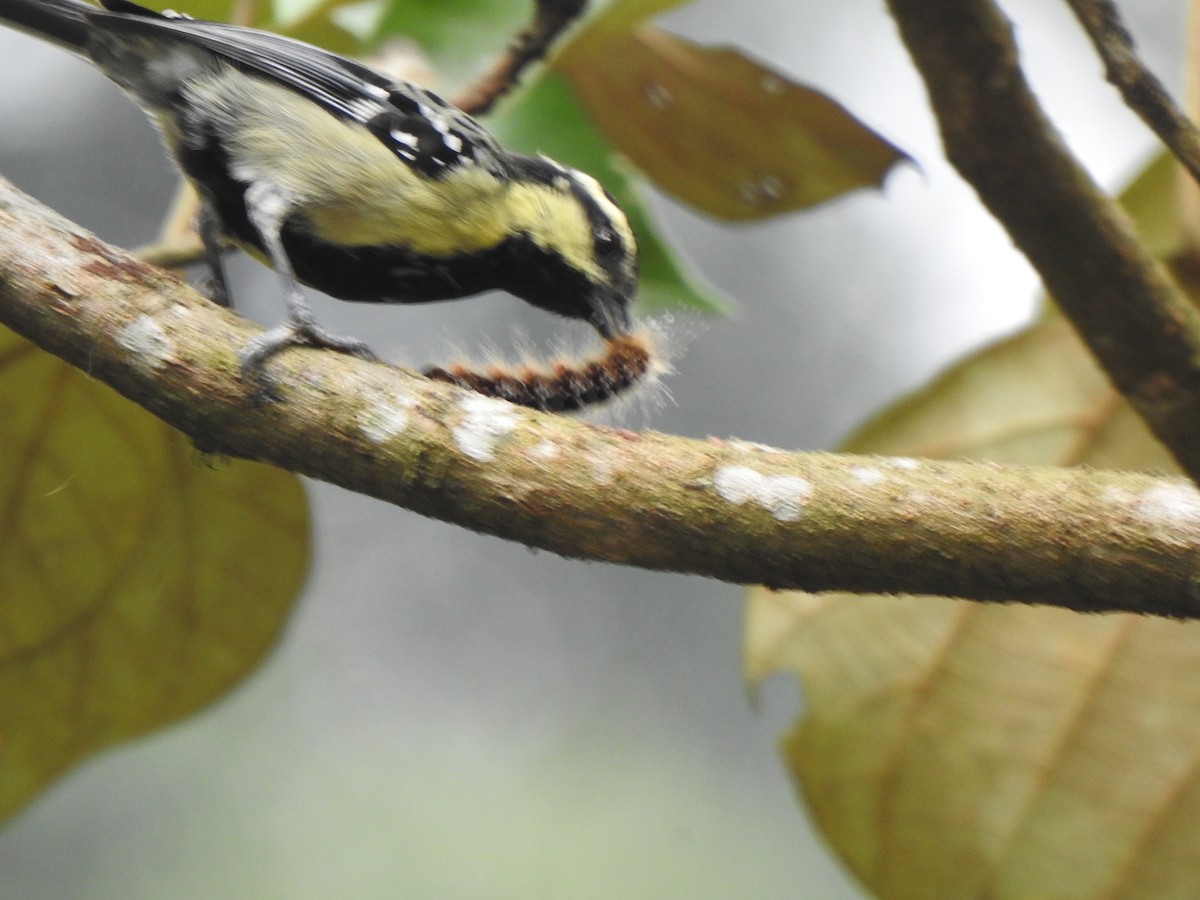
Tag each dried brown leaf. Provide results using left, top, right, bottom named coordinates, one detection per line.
left=558, top=25, right=909, bottom=220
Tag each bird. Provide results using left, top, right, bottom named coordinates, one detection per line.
left=0, top=0, right=654, bottom=409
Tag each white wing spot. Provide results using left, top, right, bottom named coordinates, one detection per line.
left=454, top=395, right=520, bottom=461
left=714, top=465, right=812, bottom=522
left=444, top=133, right=464, bottom=153
left=346, top=98, right=386, bottom=121
left=390, top=129, right=419, bottom=147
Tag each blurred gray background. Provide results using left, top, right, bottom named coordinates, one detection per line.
left=0, top=0, right=1182, bottom=897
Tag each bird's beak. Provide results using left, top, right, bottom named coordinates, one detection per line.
left=589, top=285, right=633, bottom=340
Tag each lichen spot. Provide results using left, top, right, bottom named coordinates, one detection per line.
left=588, top=451, right=619, bottom=485
left=729, top=439, right=784, bottom=455
left=849, top=465, right=885, bottom=486
left=714, top=465, right=813, bottom=522
left=1101, top=485, right=1135, bottom=506
left=454, top=395, right=519, bottom=462
left=890, top=457, right=920, bottom=470
left=117, top=315, right=172, bottom=369
left=359, top=395, right=416, bottom=443
left=1135, top=481, right=1200, bottom=526
left=530, top=440, right=559, bottom=460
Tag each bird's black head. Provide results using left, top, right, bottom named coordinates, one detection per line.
left=501, top=155, right=639, bottom=339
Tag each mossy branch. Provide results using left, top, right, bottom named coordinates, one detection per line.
left=3, top=178, right=1200, bottom=618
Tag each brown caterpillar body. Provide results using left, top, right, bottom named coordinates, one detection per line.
left=422, top=332, right=656, bottom=412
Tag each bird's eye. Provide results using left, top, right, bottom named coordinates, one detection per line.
left=595, top=228, right=614, bottom=244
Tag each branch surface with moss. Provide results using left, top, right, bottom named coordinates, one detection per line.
left=3, top=179, right=1200, bottom=617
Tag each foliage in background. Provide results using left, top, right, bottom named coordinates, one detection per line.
left=746, top=154, right=1200, bottom=897
left=0, top=325, right=309, bottom=819
left=0, top=3, right=925, bottom=889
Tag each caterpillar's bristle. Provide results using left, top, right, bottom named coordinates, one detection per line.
left=423, top=330, right=659, bottom=412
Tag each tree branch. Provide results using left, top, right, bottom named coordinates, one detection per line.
left=3, top=178, right=1200, bottom=617
left=885, top=0, right=1200, bottom=485
left=453, top=0, right=588, bottom=116
left=1065, top=0, right=1200, bottom=188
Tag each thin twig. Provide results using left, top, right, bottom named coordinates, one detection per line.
left=453, top=0, right=588, bottom=116
left=4, top=178, right=1200, bottom=618
left=1179, top=0, right=1200, bottom=251
left=1066, top=0, right=1200, bottom=188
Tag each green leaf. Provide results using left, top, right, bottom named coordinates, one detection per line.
left=493, top=71, right=728, bottom=315
left=558, top=25, right=910, bottom=220
left=0, top=327, right=309, bottom=820
left=374, top=0, right=527, bottom=78
left=167, top=0, right=238, bottom=23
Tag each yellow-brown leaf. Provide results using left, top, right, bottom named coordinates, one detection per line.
left=747, top=154, right=1200, bottom=898
left=0, top=327, right=309, bottom=819
left=558, top=25, right=909, bottom=220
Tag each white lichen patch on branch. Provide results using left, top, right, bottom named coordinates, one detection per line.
left=530, top=440, right=559, bottom=460
left=588, top=451, right=619, bottom=485
left=453, top=395, right=520, bottom=462
left=849, top=465, right=886, bottom=485
left=1101, top=485, right=1136, bottom=506
left=1134, top=481, right=1200, bottom=526
left=358, top=394, right=417, bottom=443
left=889, top=456, right=920, bottom=470
left=117, top=314, right=173, bottom=369
left=713, top=465, right=813, bottom=522
left=728, top=439, right=785, bottom=455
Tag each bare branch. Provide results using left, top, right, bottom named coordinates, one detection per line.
left=453, top=0, right=588, bottom=116
left=3, top=178, right=1200, bottom=618
left=885, top=0, right=1200, bottom=486
left=1066, top=0, right=1200, bottom=188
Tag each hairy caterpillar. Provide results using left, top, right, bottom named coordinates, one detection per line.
left=422, top=327, right=665, bottom=413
